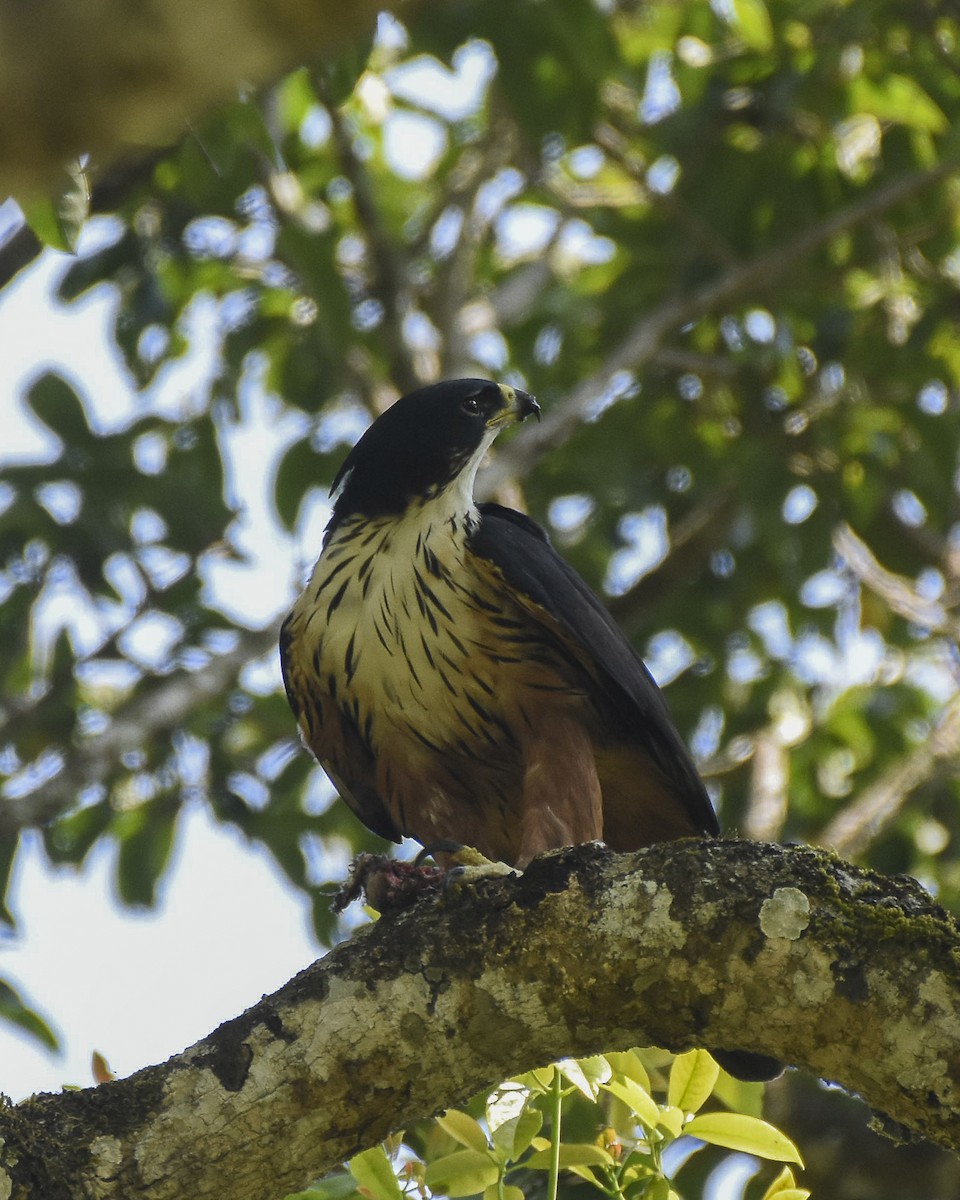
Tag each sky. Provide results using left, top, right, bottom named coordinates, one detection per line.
left=0, top=241, right=319, bottom=1100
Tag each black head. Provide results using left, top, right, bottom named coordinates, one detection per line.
left=327, top=378, right=539, bottom=526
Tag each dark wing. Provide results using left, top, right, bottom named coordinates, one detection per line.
left=470, top=502, right=719, bottom=838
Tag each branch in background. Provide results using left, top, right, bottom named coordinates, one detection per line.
left=316, top=72, right=419, bottom=395
left=743, top=729, right=790, bottom=842
left=0, top=625, right=278, bottom=835
left=818, top=693, right=960, bottom=858
left=834, top=522, right=958, bottom=637
left=420, top=115, right=522, bottom=376
left=481, top=160, right=959, bottom=494
left=608, top=487, right=739, bottom=635
left=2, top=840, right=959, bottom=1199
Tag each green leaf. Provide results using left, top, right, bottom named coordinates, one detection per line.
left=730, top=0, right=774, bottom=51
left=44, top=800, right=114, bottom=867
left=514, top=1067, right=555, bottom=1094
left=604, top=1050, right=651, bottom=1093
left=849, top=75, right=948, bottom=134
left=116, top=798, right=180, bottom=908
left=0, top=978, right=60, bottom=1052
left=284, top=1173, right=359, bottom=1200
left=349, top=1146, right=403, bottom=1200
left=491, top=1107, right=542, bottom=1161
left=437, top=1109, right=489, bottom=1153
left=656, top=1106, right=684, bottom=1138
left=423, top=1150, right=499, bottom=1197
left=667, top=1050, right=719, bottom=1114
left=25, top=373, right=93, bottom=448
left=762, top=1166, right=810, bottom=1200
left=558, top=1056, right=607, bottom=1098
left=0, top=833, right=18, bottom=927
left=525, top=1143, right=615, bottom=1169
left=709, top=1072, right=765, bottom=1118
left=601, top=1078, right=661, bottom=1132
left=274, top=436, right=323, bottom=528
left=684, top=1113, right=804, bottom=1165
left=22, top=162, right=90, bottom=253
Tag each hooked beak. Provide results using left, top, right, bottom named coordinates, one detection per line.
left=495, top=384, right=541, bottom=426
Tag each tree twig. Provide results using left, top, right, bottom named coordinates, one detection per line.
left=315, top=71, right=419, bottom=394
left=818, top=693, right=960, bottom=858
left=480, top=159, right=959, bottom=495
left=0, top=625, right=278, bottom=833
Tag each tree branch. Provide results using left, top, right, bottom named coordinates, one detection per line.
left=607, top=486, right=739, bottom=636
left=834, top=522, right=959, bottom=638
left=3, top=840, right=958, bottom=1199
left=0, top=626, right=278, bottom=834
left=818, top=694, right=960, bottom=858
left=316, top=73, right=420, bottom=395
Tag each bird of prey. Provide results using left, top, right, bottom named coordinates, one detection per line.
left=280, top=378, right=780, bottom=1082
left=280, top=377, right=720, bottom=868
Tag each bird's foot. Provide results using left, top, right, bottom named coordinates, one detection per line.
left=416, top=841, right=518, bottom=890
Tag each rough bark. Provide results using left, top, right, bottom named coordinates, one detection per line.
left=1, top=840, right=958, bottom=1200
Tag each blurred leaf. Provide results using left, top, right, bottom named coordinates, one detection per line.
left=116, top=797, right=181, bottom=907
left=423, top=1150, right=499, bottom=1197
left=275, top=436, right=323, bottom=529
left=850, top=75, right=948, bottom=134
left=0, top=978, right=59, bottom=1052
left=730, top=0, right=774, bottom=52
left=349, top=1147, right=403, bottom=1200
left=22, top=163, right=90, bottom=253
left=25, top=373, right=92, bottom=447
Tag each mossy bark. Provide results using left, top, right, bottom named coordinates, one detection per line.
left=1, top=840, right=958, bottom=1199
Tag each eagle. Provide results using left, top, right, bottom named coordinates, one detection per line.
left=280, top=377, right=719, bottom=867
left=280, top=377, right=780, bottom=1081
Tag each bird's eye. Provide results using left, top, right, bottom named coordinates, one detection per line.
left=461, top=396, right=481, bottom=415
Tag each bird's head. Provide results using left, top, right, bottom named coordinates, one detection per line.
left=328, top=378, right=539, bottom=527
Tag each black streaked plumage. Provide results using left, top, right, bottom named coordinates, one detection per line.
left=280, top=376, right=779, bottom=1082
left=279, top=377, right=718, bottom=863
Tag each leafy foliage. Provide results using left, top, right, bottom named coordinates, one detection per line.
left=4, top=0, right=960, bottom=1191
left=290, top=1051, right=807, bottom=1200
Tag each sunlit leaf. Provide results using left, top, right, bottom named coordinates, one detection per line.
left=437, top=1110, right=489, bottom=1153
left=491, top=1107, right=542, bottom=1161
left=604, top=1051, right=651, bottom=1093
left=762, top=1165, right=810, bottom=1200
left=667, top=1050, right=719, bottom=1114
left=601, top=1078, right=661, bottom=1132
left=684, top=1113, right=803, bottom=1165
left=349, top=1147, right=403, bottom=1200
left=0, top=979, right=59, bottom=1052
